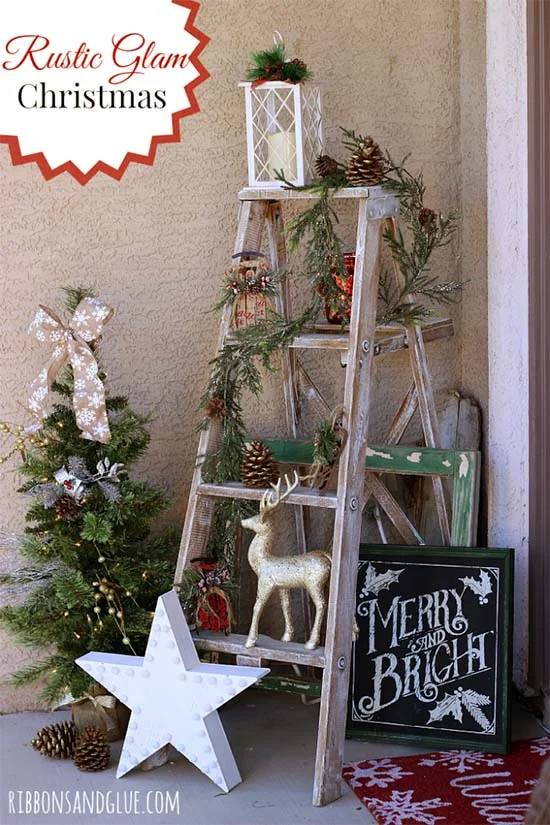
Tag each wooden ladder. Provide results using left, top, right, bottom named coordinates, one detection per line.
left=174, top=185, right=455, bottom=806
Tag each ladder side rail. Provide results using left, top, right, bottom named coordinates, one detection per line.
left=174, top=200, right=269, bottom=583
left=313, top=207, right=383, bottom=806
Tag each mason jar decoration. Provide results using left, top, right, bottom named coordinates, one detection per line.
left=242, top=36, right=322, bottom=189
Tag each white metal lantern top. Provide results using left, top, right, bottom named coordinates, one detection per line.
left=240, top=81, right=323, bottom=190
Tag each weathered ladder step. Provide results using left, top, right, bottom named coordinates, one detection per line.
left=228, top=317, right=453, bottom=355
left=198, top=481, right=337, bottom=509
left=193, top=630, right=326, bottom=668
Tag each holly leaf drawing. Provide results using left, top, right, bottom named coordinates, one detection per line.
left=459, top=569, right=493, bottom=604
left=427, top=692, right=463, bottom=725
left=360, top=563, right=405, bottom=597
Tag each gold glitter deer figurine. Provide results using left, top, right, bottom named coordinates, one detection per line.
left=242, top=472, right=331, bottom=650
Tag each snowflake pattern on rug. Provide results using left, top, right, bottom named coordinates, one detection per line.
left=344, top=738, right=550, bottom=825
left=530, top=738, right=550, bottom=757
left=365, top=789, right=451, bottom=825
left=343, top=758, right=413, bottom=788
left=419, top=749, right=504, bottom=774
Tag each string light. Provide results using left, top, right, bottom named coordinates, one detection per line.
left=0, top=421, right=47, bottom=465
left=98, top=556, right=106, bottom=563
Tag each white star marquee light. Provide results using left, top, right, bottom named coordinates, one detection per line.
left=76, top=590, right=269, bottom=792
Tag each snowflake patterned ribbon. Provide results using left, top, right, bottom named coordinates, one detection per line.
left=28, top=298, right=113, bottom=444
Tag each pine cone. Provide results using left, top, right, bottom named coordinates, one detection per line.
left=54, top=494, right=80, bottom=520
left=240, top=441, right=279, bottom=488
left=73, top=726, right=110, bottom=772
left=316, top=280, right=330, bottom=299
left=205, top=396, right=227, bottom=420
left=346, top=137, right=387, bottom=187
left=31, top=721, right=77, bottom=759
left=419, top=207, right=437, bottom=227
left=315, top=154, right=340, bottom=179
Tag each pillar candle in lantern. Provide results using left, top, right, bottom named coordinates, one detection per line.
left=267, top=131, right=297, bottom=180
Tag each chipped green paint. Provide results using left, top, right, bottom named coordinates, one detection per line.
left=264, top=439, right=480, bottom=547
left=265, top=440, right=461, bottom=476
left=258, top=675, right=321, bottom=697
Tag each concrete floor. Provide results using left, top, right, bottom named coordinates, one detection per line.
left=0, top=692, right=544, bottom=825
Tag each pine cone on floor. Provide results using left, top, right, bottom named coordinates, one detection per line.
left=31, top=721, right=77, bottom=759
left=240, top=441, right=280, bottom=488
left=73, top=726, right=110, bottom=772
left=55, top=494, right=80, bottom=520
left=315, top=154, right=340, bottom=179
left=346, top=136, right=387, bottom=187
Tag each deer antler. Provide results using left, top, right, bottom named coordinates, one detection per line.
left=259, top=471, right=299, bottom=517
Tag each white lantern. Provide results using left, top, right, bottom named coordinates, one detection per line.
left=241, top=81, right=323, bottom=189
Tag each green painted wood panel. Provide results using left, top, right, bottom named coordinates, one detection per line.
left=264, top=439, right=459, bottom=476
left=263, top=439, right=480, bottom=547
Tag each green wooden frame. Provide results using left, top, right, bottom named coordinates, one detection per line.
left=264, top=440, right=480, bottom=547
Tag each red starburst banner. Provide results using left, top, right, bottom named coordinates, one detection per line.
left=0, top=0, right=209, bottom=184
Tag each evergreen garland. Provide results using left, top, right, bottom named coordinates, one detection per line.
left=378, top=154, right=461, bottom=325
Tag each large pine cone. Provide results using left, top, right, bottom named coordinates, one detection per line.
left=240, top=441, right=279, bottom=488
left=31, top=721, right=77, bottom=759
left=55, top=494, right=80, bottom=520
left=346, top=137, right=387, bottom=187
left=73, top=726, right=110, bottom=772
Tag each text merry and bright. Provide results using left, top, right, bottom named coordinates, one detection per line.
left=357, top=583, right=494, bottom=716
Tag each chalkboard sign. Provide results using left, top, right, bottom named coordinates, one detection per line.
left=347, top=546, right=514, bottom=753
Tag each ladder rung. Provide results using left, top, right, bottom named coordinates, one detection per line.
left=283, top=317, right=453, bottom=354
left=193, top=630, right=326, bottom=668
left=289, top=333, right=349, bottom=350
left=197, top=481, right=338, bottom=509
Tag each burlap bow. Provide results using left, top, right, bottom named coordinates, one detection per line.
left=28, top=298, right=113, bottom=444
left=71, top=692, right=117, bottom=731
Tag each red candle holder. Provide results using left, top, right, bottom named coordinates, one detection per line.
left=325, top=253, right=356, bottom=325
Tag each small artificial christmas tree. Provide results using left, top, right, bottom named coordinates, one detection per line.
left=0, top=287, right=177, bottom=705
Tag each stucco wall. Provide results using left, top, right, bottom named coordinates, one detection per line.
left=0, top=0, right=487, bottom=712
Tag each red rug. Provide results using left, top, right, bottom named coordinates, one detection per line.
left=343, top=737, right=550, bottom=824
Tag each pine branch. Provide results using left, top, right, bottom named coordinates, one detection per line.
left=461, top=691, right=492, bottom=732
left=246, top=43, right=312, bottom=84
left=62, top=286, right=96, bottom=314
